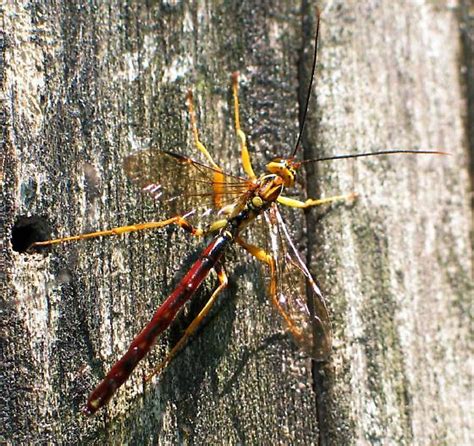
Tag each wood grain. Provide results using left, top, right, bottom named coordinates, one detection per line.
left=2, top=1, right=471, bottom=444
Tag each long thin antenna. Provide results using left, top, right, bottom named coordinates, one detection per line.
left=292, top=7, right=321, bottom=157
left=301, top=149, right=449, bottom=164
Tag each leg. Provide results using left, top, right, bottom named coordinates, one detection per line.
left=236, top=236, right=278, bottom=319
left=30, top=215, right=203, bottom=248
left=237, top=237, right=305, bottom=340
left=231, top=72, right=256, bottom=180
left=187, top=90, right=228, bottom=208
left=237, top=236, right=272, bottom=265
left=186, top=90, right=222, bottom=170
left=277, top=192, right=357, bottom=209
left=145, top=263, right=228, bottom=380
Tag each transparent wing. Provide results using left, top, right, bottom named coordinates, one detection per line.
left=123, top=148, right=252, bottom=216
left=264, top=206, right=332, bottom=360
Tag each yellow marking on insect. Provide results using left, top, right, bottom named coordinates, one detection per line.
left=89, top=399, right=100, bottom=410
left=208, top=219, right=228, bottom=233
left=251, top=196, right=263, bottom=208
left=266, top=159, right=295, bottom=187
left=222, top=230, right=233, bottom=240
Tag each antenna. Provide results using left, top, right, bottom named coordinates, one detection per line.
left=291, top=11, right=446, bottom=164
left=292, top=7, right=321, bottom=157
left=301, top=149, right=449, bottom=164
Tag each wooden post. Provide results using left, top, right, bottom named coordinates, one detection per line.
left=2, top=1, right=471, bottom=443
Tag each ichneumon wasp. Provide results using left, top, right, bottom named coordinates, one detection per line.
left=30, top=10, right=445, bottom=415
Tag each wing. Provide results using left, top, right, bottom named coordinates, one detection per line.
left=123, top=148, right=252, bottom=216
left=264, top=206, right=332, bottom=360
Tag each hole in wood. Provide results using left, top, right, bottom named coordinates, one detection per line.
left=11, top=216, right=51, bottom=253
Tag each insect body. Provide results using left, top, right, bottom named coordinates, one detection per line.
left=32, top=65, right=340, bottom=414
left=83, top=113, right=335, bottom=415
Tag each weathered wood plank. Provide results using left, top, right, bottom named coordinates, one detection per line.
left=2, top=1, right=471, bottom=444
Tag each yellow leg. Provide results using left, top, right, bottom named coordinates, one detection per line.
left=231, top=72, right=256, bottom=180
left=186, top=90, right=221, bottom=170
left=187, top=89, right=227, bottom=208
left=237, top=237, right=306, bottom=340
left=237, top=236, right=277, bottom=303
left=29, top=216, right=203, bottom=248
left=277, top=192, right=357, bottom=209
left=145, top=265, right=228, bottom=380
left=237, top=236, right=272, bottom=264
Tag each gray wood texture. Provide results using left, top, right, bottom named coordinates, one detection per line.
left=2, top=1, right=472, bottom=445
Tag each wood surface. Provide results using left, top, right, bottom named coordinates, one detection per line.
left=2, top=1, right=472, bottom=444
